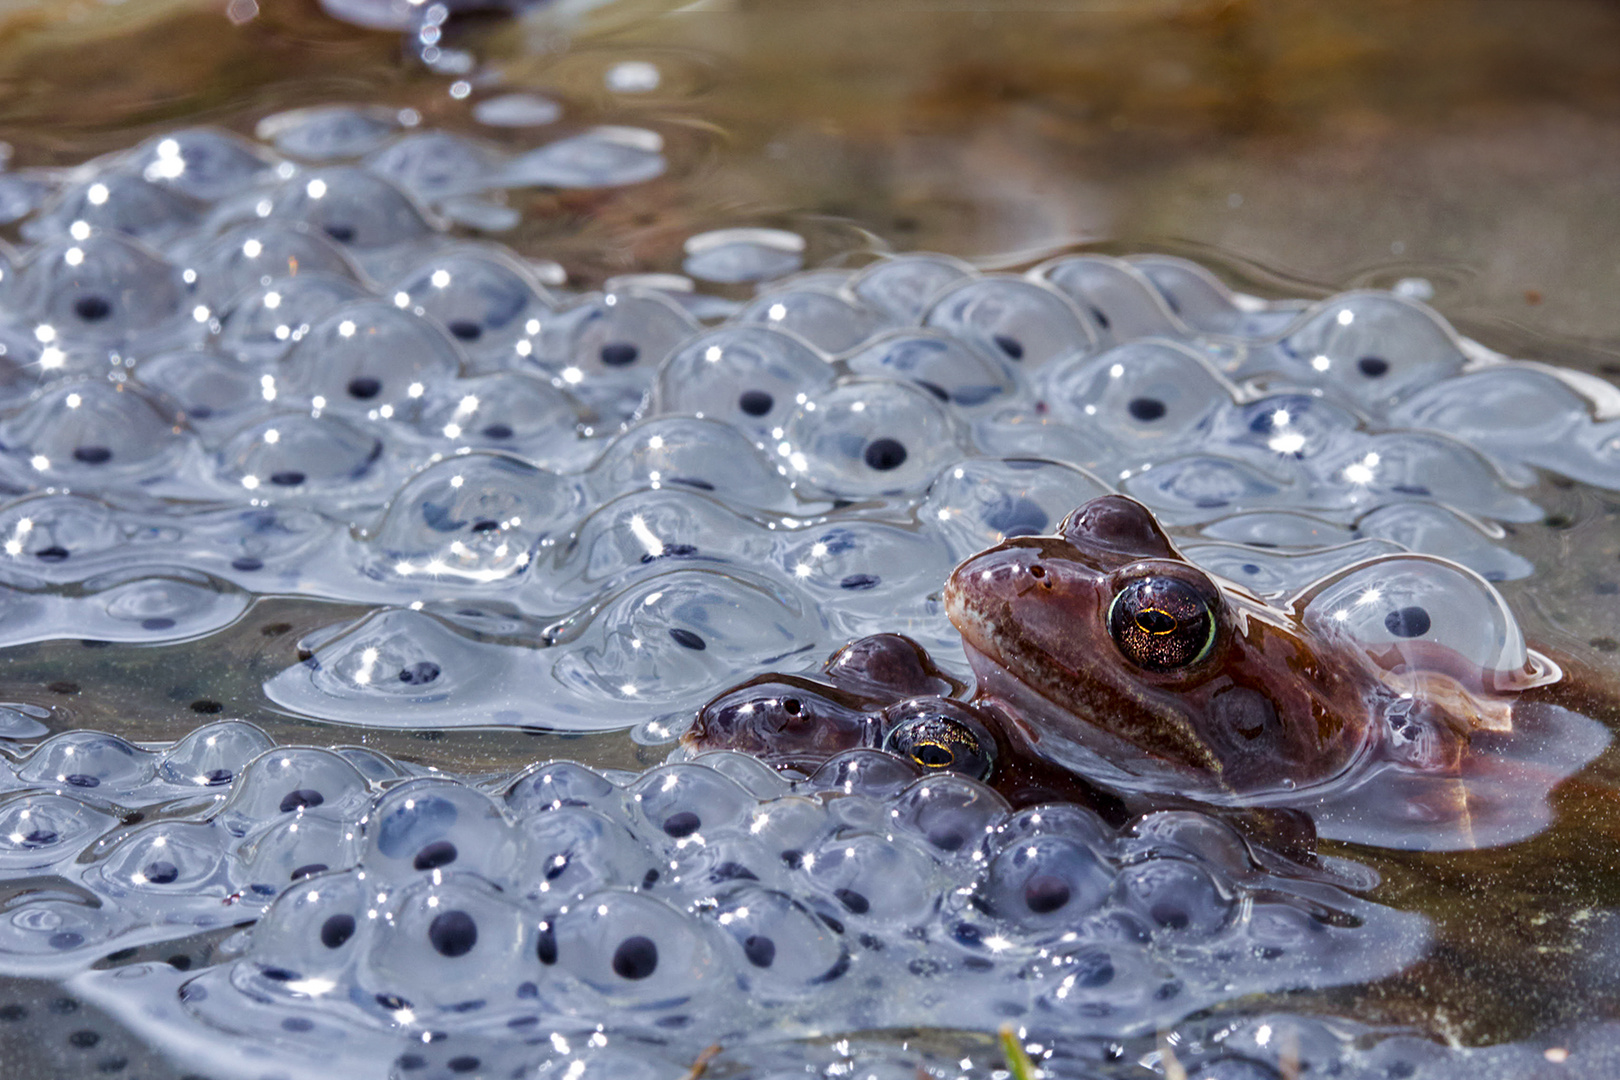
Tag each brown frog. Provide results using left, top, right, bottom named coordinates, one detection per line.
left=689, top=632, right=1121, bottom=814
left=689, top=495, right=1609, bottom=850
left=948, top=493, right=1417, bottom=796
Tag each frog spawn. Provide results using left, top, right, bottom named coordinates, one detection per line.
left=0, top=725, right=394, bottom=974
left=0, top=117, right=1599, bottom=701
left=0, top=108, right=1614, bottom=1078
left=0, top=732, right=1426, bottom=1076
left=0, top=135, right=1584, bottom=723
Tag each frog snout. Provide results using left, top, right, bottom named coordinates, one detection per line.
left=947, top=548, right=1050, bottom=610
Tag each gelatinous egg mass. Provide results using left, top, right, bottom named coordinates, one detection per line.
left=0, top=92, right=1608, bottom=1080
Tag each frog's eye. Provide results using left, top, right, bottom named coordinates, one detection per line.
left=882, top=712, right=994, bottom=780
left=1107, top=575, right=1217, bottom=672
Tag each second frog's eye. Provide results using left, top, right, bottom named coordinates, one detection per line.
left=882, top=713, right=994, bottom=780
left=1107, top=575, right=1217, bottom=672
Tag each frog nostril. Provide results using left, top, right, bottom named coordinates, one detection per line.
left=1029, top=565, right=1045, bottom=579
left=782, top=697, right=802, bottom=716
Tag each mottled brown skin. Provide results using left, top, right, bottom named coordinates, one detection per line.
left=684, top=630, right=1320, bottom=858
left=944, top=495, right=1390, bottom=797
left=686, top=496, right=1602, bottom=859
left=687, top=633, right=1130, bottom=818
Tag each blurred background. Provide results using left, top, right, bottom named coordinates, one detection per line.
left=2, top=0, right=1619, bottom=377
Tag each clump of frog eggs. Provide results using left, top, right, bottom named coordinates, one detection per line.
left=0, top=719, right=1425, bottom=1079
left=0, top=102, right=1612, bottom=1077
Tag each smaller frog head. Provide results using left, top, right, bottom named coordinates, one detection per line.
left=945, top=495, right=1374, bottom=795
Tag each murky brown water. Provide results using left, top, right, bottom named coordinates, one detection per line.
left=8, top=0, right=1620, bottom=356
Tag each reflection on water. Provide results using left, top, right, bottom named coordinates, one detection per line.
left=0, top=0, right=1617, bottom=1076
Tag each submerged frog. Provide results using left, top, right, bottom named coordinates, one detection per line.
left=688, top=632, right=1128, bottom=814
left=689, top=495, right=1610, bottom=850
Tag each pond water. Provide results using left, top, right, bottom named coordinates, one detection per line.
left=0, top=1, right=1619, bottom=1077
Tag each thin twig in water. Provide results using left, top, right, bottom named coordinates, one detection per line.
left=1158, top=1031, right=1188, bottom=1080
left=999, top=1024, right=1039, bottom=1080
left=683, top=1043, right=722, bottom=1080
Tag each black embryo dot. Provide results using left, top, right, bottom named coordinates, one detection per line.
left=599, top=343, right=639, bottom=366
left=834, top=888, right=870, bottom=914
left=612, top=935, right=658, bottom=979
left=347, top=377, right=382, bottom=400
left=743, top=935, right=776, bottom=968
left=1384, top=605, right=1432, bottom=638
left=1357, top=356, right=1391, bottom=378
left=428, top=910, right=478, bottom=957
left=414, top=840, right=458, bottom=871
left=668, top=628, right=706, bottom=651
left=663, top=811, right=701, bottom=838
left=74, top=295, right=112, bottom=322
left=280, top=789, right=324, bottom=813
left=1127, top=397, right=1168, bottom=422
left=73, top=447, right=113, bottom=465
left=738, top=389, right=774, bottom=416
left=143, top=861, right=179, bottom=885
left=1024, top=875, right=1071, bottom=914
left=863, top=438, right=907, bottom=471
left=321, top=914, right=355, bottom=949
left=399, top=661, right=441, bottom=686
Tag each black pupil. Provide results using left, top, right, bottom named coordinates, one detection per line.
left=1134, top=607, right=1178, bottom=635
left=913, top=743, right=954, bottom=768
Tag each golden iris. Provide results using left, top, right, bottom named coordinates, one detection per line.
left=1107, top=575, right=1217, bottom=672
left=883, top=714, right=994, bottom=779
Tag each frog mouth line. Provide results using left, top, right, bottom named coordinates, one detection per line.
left=954, top=636, right=1223, bottom=795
